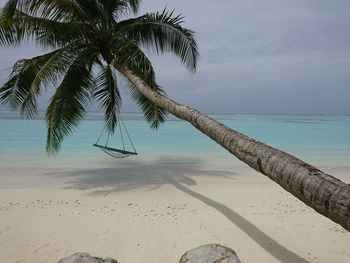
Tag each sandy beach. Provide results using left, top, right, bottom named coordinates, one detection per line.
left=0, top=160, right=349, bottom=263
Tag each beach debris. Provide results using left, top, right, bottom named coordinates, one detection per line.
left=179, top=243, right=241, bottom=263
left=57, top=252, right=118, bottom=263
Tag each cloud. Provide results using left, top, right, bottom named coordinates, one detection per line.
left=1, top=0, right=349, bottom=113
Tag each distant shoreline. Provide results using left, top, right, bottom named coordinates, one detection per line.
left=0, top=110, right=349, bottom=119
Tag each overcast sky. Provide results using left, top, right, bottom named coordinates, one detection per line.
left=1, top=0, right=349, bottom=114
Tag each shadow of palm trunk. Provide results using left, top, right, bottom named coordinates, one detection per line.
left=167, top=178, right=309, bottom=263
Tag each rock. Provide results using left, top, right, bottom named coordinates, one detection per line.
left=179, top=244, right=241, bottom=263
left=57, top=252, right=118, bottom=263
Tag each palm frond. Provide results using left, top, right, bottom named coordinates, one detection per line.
left=1, top=9, right=85, bottom=48
left=113, top=39, right=156, bottom=86
left=129, top=83, right=167, bottom=129
left=0, top=0, right=21, bottom=46
left=8, top=0, right=85, bottom=22
left=124, top=0, right=142, bottom=14
left=0, top=76, right=20, bottom=107
left=98, top=0, right=141, bottom=18
left=0, top=50, right=60, bottom=117
left=30, top=45, right=79, bottom=91
left=46, top=59, right=95, bottom=155
left=0, top=23, right=18, bottom=46
left=23, top=44, right=88, bottom=117
left=0, top=44, right=90, bottom=118
left=117, top=8, right=199, bottom=72
left=95, top=64, right=121, bottom=134
left=0, top=0, right=18, bottom=23
left=113, top=40, right=167, bottom=129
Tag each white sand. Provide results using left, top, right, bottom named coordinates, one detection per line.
left=0, top=162, right=349, bottom=263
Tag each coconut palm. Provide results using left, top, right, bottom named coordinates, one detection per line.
left=0, top=0, right=349, bottom=231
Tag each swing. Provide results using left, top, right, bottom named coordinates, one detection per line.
left=93, top=115, right=137, bottom=158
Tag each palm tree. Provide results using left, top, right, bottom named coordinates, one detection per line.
left=0, top=0, right=349, bottom=231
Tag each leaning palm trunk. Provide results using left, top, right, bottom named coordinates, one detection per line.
left=114, top=62, right=350, bottom=231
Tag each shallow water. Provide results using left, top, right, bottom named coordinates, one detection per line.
left=0, top=112, right=349, bottom=168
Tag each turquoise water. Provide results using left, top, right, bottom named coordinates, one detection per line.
left=0, top=112, right=349, bottom=167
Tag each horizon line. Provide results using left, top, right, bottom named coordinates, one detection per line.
left=0, top=109, right=349, bottom=117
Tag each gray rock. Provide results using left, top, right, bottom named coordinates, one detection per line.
left=179, top=244, right=241, bottom=263
left=57, top=252, right=118, bottom=263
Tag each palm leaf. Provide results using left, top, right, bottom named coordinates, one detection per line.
left=0, top=50, right=60, bottom=117
left=97, top=0, right=141, bottom=18
left=0, top=0, right=18, bottom=23
left=117, top=8, right=199, bottom=72
left=7, top=0, right=85, bottom=22
left=0, top=0, right=21, bottom=46
left=113, top=39, right=156, bottom=86
left=129, top=83, right=167, bottom=129
left=126, top=0, right=142, bottom=14
left=113, top=40, right=167, bottom=129
left=1, top=9, right=85, bottom=48
left=23, top=44, right=88, bottom=117
left=29, top=45, right=80, bottom=92
left=46, top=59, right=95, bottom=155
left=95, top=64, right=121, bottom=134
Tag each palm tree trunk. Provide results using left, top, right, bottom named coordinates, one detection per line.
left=113, top=62, right=350, bottom=231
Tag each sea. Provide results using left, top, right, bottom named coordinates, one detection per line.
left=0, top=112, right=350, bottom=170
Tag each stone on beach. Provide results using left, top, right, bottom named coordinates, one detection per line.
left=57, top=244, right=241, bottom=263
left=57, top=252, right=118, bottom=263
left=179, top=243, right=241, bottom=263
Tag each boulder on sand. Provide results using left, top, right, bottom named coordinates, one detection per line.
left=57, top=252, right=118, bottom=263
left=179, top=243, right=241, bottom=263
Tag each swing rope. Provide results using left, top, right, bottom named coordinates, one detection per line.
left=120, top=114, right=137, bottom=153
left=93, top=113, right=138, bottom=158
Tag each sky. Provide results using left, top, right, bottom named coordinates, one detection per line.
left=0, top=0, right=349, bottom=114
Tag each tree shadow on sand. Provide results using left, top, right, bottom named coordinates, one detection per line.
left=49, top=158, right=237, bottom=195
left=47, top=157, right=308, bottom=263
left=166, top=178, right=308, bottom=263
